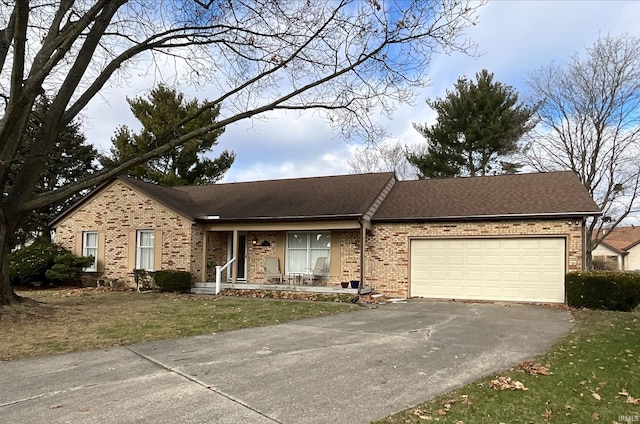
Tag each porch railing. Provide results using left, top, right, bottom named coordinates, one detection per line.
left=215, top=257, right=236, bottom=295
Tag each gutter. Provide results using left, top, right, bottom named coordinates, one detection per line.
left=194, top=213, right=362, bottom=223
left=372, top=211, right=602, bottom=223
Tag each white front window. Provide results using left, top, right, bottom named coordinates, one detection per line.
left=286, top=232, right=330, bottom=273
left=82, top=231, right=98, bottom=272
left=136, top=230, right=155, bottom=271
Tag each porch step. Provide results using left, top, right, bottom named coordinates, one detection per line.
left=191, top=282, right=358, bottom=295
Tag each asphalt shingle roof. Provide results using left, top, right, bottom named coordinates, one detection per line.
left=123, top=172, right=396, bottom=221
left=53, top=170, right=601, bottom=226
left=372, top=171, right=601, bottom=221
left=597, top=226, right=640, bottom=251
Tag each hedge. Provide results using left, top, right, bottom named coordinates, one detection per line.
left=565, top=271, right=640, bottom=311
left=153, top=270, right=192, bottom=292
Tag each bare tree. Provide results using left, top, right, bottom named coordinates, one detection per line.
left=0, top=0, right=483, bottom=304
left=522, top=34, right=640, bottom=264
left=348, top=140, right=419, bottom=180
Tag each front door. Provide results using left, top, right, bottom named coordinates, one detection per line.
left=227, top=234, right=247, bottom=281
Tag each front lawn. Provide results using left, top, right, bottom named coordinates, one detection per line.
left=0, top=288, right=358, bottom=361
left=374, top=309, right=639, bottom=424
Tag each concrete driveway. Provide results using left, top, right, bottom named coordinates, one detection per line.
left=0, top=299, right=573, bottom=423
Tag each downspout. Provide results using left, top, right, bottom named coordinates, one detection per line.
left=582, top=217, right=591, bottom=271
left=359, top=219, right=366, bottom=292
left=582, top=217, right=586, bottom=270
left=359, top=218, right=372, bottom=293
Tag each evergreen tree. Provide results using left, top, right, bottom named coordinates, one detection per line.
left=407, top=69, right=535, bottom=178
left=101, top=85, right=235, bottom=186
left=10, top=97, right=98, bottom=247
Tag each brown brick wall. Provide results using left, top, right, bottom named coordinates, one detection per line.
left=55, top=180, right=194, bottom=287
left=365, top=219, right=583, bottom=298
left=55, top=181, right=585, bottom=298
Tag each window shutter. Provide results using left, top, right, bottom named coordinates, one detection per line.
left=75, top=232, right=82, bottom=256
left=97, top=231, right=106, bottom=273
left=128, top=230, right=136, bottom=272
left=153, top=230, right=163, bottom=271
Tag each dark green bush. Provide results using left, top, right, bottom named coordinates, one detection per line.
left=45, top=253, right=95, bottom=283
left=8, top=241, right=68, bottom=285
left=153, top=270, right=192, bottom=292
left=566, top=271, right=640, bottom=311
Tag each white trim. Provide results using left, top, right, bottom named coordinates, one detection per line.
left=136, top=230, right=155, bottom=271
left=82, top=231, right=98, bottom=272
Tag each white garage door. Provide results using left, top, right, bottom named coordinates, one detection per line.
left=410, top=238, right=566, bottom=303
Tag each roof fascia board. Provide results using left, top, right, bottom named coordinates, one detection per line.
left=200, top=219, right=361, bottom=231
left=363, top=173, right=397, bottom=222
left=196, top=213, right=362, bottom=223
left=373, top=211, right=601, bottom=223
left=597, top=240, right=628, bottom=256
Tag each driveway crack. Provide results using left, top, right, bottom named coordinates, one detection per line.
left=125, top=346, right=282, bottom=424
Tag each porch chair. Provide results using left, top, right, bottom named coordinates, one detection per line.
left=303, top=256, right=328, bottom=285
left=264, top=257, right=284, bottom=284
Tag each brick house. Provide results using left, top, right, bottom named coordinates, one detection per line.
left=51, top=171, right=600, bottom=302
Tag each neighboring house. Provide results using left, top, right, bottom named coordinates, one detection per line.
left=592, top=226, right=640, bottom=271
left=51, top=171, right=600, bottom=303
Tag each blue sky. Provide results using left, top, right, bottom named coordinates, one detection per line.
left=84, top=1, right=640, bottom=184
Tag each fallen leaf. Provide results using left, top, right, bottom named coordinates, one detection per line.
left=519, top=361, right=551, bottom=376
left=627, top=396, right=640, bottom=404
left=591, top=412, right=599, bottom=419
left=591, top=392, right=601, bottom=400
left=412, top=408, right=432, bottom=420
left=489, top=376, right=527, bottom=391
left=50, top=405, right=63, bottom=409
left=513, top=381, right=528, bottom=391
left=544, top=409, right=552, bottom=420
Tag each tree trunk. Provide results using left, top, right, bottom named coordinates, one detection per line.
left=0, top=208, right=28, bottom=305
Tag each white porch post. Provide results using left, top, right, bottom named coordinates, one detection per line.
left=618, top=254, right=624, bottom=271
left=232, top=229, right=239, bottom=284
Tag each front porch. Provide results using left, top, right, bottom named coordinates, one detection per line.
left=191, top=281, right=360, bottom=295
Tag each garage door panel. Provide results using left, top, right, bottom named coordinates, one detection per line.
left=411, top=238, right=565, bottom=303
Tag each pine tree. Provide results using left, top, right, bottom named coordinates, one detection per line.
left=101, top=84, right=235, bottom=186
left=407, top=69, right=535, bottom=178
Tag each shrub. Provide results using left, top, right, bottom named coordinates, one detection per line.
left=8, top=241, right=68, bottom=285
left=45, top=253, right=95, bottom=283
left=153, top=270, right=192, bottom=292
left=566, top=271, right=640, bottom=311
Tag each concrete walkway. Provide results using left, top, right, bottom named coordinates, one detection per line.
left=0, top=300, right=573, bottom=423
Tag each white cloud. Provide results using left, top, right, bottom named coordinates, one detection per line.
left=83, top=1, right=640, bottom=183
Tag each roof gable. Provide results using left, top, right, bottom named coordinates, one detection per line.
left=372, top=171, right=601, bottom=221
left=597, top=226, right=640, bottom=251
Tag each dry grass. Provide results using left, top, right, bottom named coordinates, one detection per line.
left=0, top=288, right=358, bottom=361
